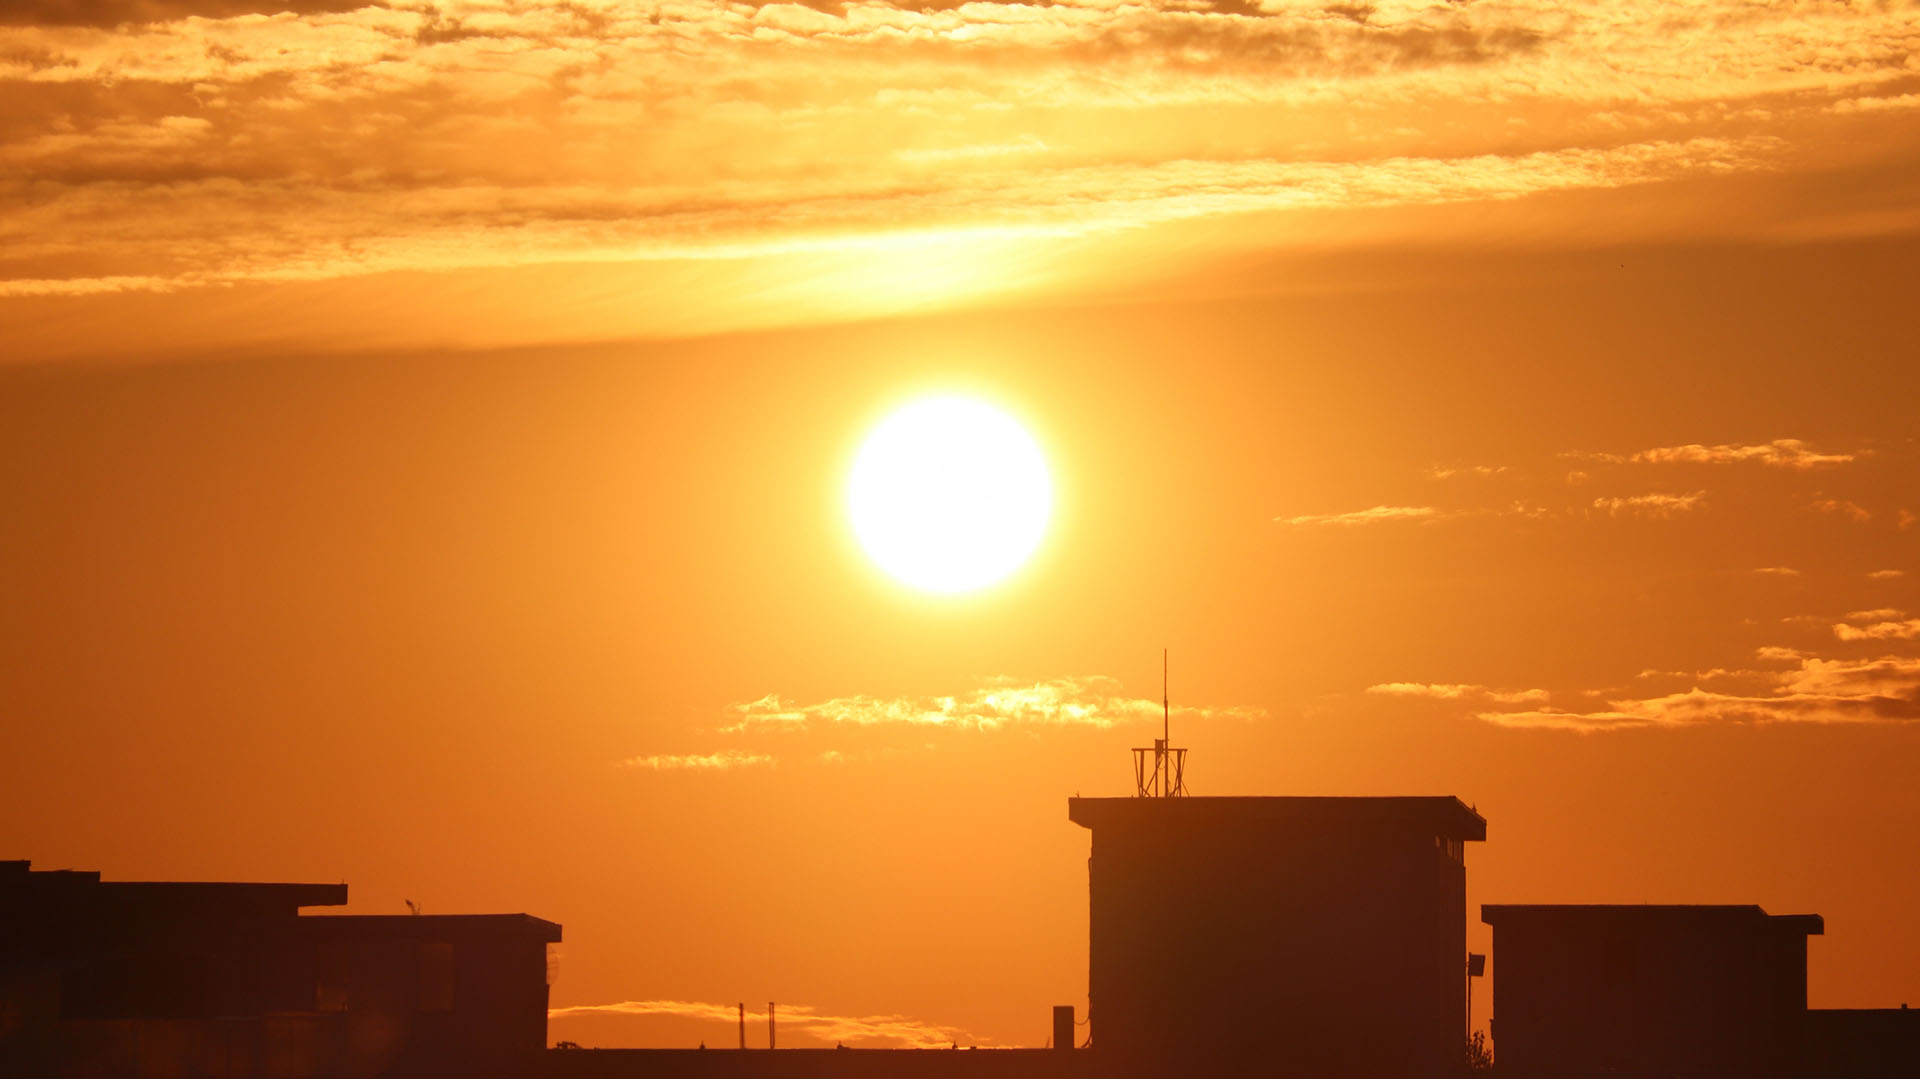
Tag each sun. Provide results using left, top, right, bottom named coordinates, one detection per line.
left=848, top=396, right=1052, bottom=593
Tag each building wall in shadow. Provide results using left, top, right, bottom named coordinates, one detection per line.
left=0, top=859, right=559, bottom=1079
left=1068, top=796, right=1487, bottom=1079
left=1804, top=1007, right=1920, bottom=1078
left=1481, top=904, right=1822, bottom=1079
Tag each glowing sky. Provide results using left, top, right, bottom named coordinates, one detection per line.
left=3, top=0, right=1919, bottom=1055
left=5, top=0, right=1920, bottom=352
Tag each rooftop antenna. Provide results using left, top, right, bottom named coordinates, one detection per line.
left=1133, top=648, right=1186, bottom=798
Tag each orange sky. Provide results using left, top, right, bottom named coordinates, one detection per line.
left=3, top=0, right=1919, bottom=1054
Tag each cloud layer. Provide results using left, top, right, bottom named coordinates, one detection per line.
left=1371, top=649, right=1920, bottom=732
left=3, top=1, right=1918, bottom=309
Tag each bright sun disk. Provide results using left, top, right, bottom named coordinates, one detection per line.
left=849, top=396, right=1051, bottom=593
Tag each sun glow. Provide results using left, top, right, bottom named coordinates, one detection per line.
left=848, top=396, right=1052, bottom=593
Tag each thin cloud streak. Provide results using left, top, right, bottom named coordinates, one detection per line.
left=1470, top=652, right=1920, bottom=730
left=1367, top=682, right=1550, bottom=705
left=1277, top=505, right=1440, bottom=527
left=1834, top=620, right=1920, bottom=642
left=1574, top=439, right=1857, bottom=469
left=1591, top=491, right=1705, bottom=518
left=1810, top=498, right=1873, bottom=523
left=0, top=137, right=1781, bottom=298
left=618, top=751, right=775, bottom=772
left=726, top=677, right=1264, bottom=733
left=547, top=999, right=977, bottom=1049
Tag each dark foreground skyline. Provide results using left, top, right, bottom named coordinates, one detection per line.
left=8, top=785, right=1918, bottom=1078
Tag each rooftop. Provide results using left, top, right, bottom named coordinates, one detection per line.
left=1067, top=795, right=1487, bottom=840
left=1483, top=904, right=1824, bottom=936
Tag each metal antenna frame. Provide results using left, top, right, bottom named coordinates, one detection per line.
left=1132, top=648, right=1186, bottom=797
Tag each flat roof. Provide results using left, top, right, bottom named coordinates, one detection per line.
left=3, top=863, right=346, bottom=910
left=298, top=913, right=562, bottom=941
left=100, top=881, right=349, bottom=907
left=1068, top=795, right=1487, bottom=841
left=1483, top=904, right=1823, bottom=935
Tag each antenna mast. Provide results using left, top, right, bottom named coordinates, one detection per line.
left=1133, top=648, right=1186, bottom=798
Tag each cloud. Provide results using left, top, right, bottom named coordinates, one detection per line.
left=1752, top=566, right=1802, bottom=577
left=1469, top=651, right=1920, bottom=730
left=1374, top=642, right=1920, bottom=731
left=1426, top=464, right=1508, bottom=480
left=1590, top=491, right=1705, bottom=518
left=547, top=1000, right=977, bottom=1049
left=3, top=135, right=1788, bottom=301
left=1366, top=682, right=1549, bottom=705
left=1829, top=93, right=1920, bottom=114
left=1276, top=505, right=1440, bottom=526
left=1834, top=619, right=1920, bottom=642
left=1, top=0, right=1910, bottom=315
left=0, top=0, right=368, bottom=26
left=1810, top=498, right=1872, bottom=523
left=726, top=677, right=1263, bottom=732
left=1868, top=569, right=1907, bottom=580
left=618, top=751, right=775, bottom=771
left=1575, top=439, right=1856, bottom=469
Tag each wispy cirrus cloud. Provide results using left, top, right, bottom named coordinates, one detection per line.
left=1868, top=569, right=1907, bottom=580
left=1427, top=465, right=1509, bottom=480
left=1591, top=491, right=1705, bottom=518
left=548, top=999, right=977, bottom=1050
left=726, top=676, right=1263, bottom=733
left=618, top=750, right=775, bottom=772
left=1467, top=651, right=1920, bottom=730
left=3, top=0, right=1917, bottom=322
left=1753, top=566, right=1802, bottom=577
left=1810, top=498, right=1873, bottom=523
left=1573, top=439, right=1857, bottom=469
left=1276, top=505, right=1441, bottom=527
left=1834, top=618, right=1920, bottom=642
left=1367, top=682, right=1550, bottom=705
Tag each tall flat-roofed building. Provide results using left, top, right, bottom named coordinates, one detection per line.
left=1068, top=796, right=1487, bottom=1078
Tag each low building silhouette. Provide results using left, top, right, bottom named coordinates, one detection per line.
left=1482, top=904, right=1822, bottom=1079
left=0, top=859, right=559, bottom=1078
left=1803, top=1006, right=1920, bottom=1077
left=1482, top=902, right=1920, bottom=1079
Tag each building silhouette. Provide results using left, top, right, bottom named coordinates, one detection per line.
left=10, top=793, right=1920, bottom=1077
left=1070, top=796, right=1485, bottom=1078
left=0, top=859, right=558, bottom=1078
left=1482, top=904, right=1822, bottom=1078
left=1483, top=903, right=1919, bottom=1079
